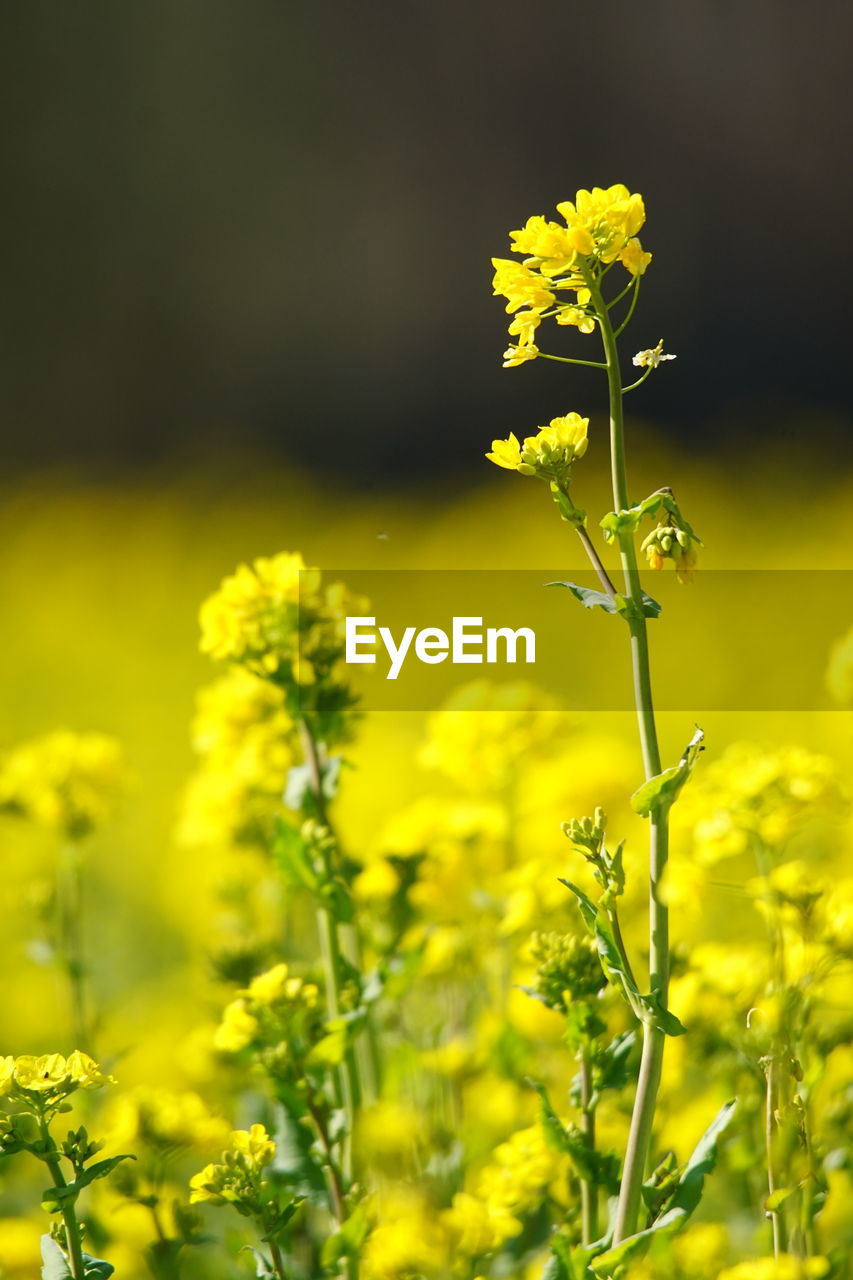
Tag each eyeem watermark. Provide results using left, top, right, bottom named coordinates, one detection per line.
left=345, top=616, right=536, bottom=680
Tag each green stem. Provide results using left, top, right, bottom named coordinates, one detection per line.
left=613, top=276, right=641, bottom=338
left=579, top=1048, right=599, bottom=1245
left=584, top=266, right=669, bottom=1244
left=622, top=366, right=654, bottom=395
left=40, top=1124, right=86, bottom=1280
left=765, top=1053, right=788, bottom=1257
left=298, top=720, right=362, bottom=1206
left=539, top=352, right=608, bottom=370
left=753, top=841, right=791, bottom=1257
left=269, top=1238, right=289, bottom=1280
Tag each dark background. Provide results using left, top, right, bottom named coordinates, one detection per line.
left=2, top=0, right=851, bottom=483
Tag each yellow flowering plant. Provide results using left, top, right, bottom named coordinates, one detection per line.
left=488, top=185, right=723, bottom=1274
left=0, top=1052, right=129, bottom=1279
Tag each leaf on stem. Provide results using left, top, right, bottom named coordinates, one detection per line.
left=40, top=1238, right=116, bottom=1280
left=528, top=1081, right=620, bottom=1195
left=547, top=581, right=661, bottom=620
left=631, top=727, right=705, bottom=817
left=559, top=881, right=685, bottom=1036
left=590, top=1099, right=737, bottom=1275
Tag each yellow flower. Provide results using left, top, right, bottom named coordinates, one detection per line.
left=0, top=731, right=125, bottom=838
left=353, top=858, right=401, bottom=901
left=66, top=1050, right=116, bottom=1089
left=619, top=237, right=652, bottom=275
left=507, top=310, right=543, bottom=347
left=555, top=305, right=596, bottom=333
left=232, top=1123, right=276, bottom=1168
left=214, top=999, right=259, bottom=1052
left=502, top=343, right=539, bottom=368
left=491, top=258, right=556, bottom=314
left=485, top=433, right=522, bottom=471
left=487, top=415, right=588, bottom=480
left=188, top=1162, right=222, bottom=1205
left=13, top=1054, right=69, bottom=1093
left=0, top=1057, right=15, bottom=1096
left=247, top=963, right=291, bottom=1005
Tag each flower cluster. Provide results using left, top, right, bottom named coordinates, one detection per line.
left=178, top=667, right=297, bottom=851
left=0, top=1052, right=114, bottom=1107
left=214, top=962, right=324, bottom=1074
left=189, top=1124, right=304, bottom=1268
left=0, top=731, right=125, bottom=839
left=641, top=517, right=699, bottom=581
left=492, top=184, right=651, bottom=365
left=189, top=1123, right=276, bottom=1207
left=446, top=1120, right=570, bottom=1257
left=487, top=412, right=589, bottom=482
left=528, top=931, right=606, bottom=1013
left=199, top=551, right=366, bottom=742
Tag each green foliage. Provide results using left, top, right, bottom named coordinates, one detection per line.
left=631, top=727, right=705, bottom=817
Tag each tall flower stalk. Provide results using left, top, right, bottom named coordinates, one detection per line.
left=488, top=186, right=715, bottom=1260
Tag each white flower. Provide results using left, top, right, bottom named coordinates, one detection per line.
left=633, top=339, right=676, bottom=369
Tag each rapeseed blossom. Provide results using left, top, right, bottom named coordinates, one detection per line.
left=487, top=413, right=589, bottom=479
left=0, top=730, right=125, bottom=838
left=492, top=184, right=651, bottom=366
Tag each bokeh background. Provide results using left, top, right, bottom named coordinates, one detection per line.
left=3, top=0, right=853, bottom=477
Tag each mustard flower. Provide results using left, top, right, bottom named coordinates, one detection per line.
left=3, top=1052, right=115, bottom=1104
left=487, top=413, right=588, bottom=480
left=492, top=185, right=651, bottom=365
left=502, top=342, right=539, bottom=368
left=213, top=961, right=323, bottom=1075
left=199, top=550, right=366, bottom=743
left=188, top=1124, right=286, bottom=1226
left=0, top=730, right=125, bottom=839
left=633, top=339, right=676, bottom=368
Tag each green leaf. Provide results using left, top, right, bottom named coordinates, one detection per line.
left=617, top=593, right=662, bottom=622
left=547, top=582, right=620, bottom=613
left=558, top=879, right=599, bottom=931
left=766, top=1187, right=795, bottom=1212
left=320, top=1204, right=369, bottom=1268
left=559, top=881, right=645, bottom=1021
left=41, top=1238, right=72, bottom=1280
left=82, top=1259, right=115, bottom=1279
left=273, top=820, right=320, bottom=893
left=241, top=1247, right=275, bottom=1278
left=261, top=1197, right=305, bottom=1241
left=43, top=1155, right=136, bottom=1209
left=306, top=1026, right=347, bottom=1067
left=542, top=1248, right=571, bottom=1280
left=595, top=1031, right=637, bottom=1094
left=638, top=992, right=687, bottom=1037
left=39, top=1240, right=114, bottom=1280
left=528, top=1081, right=620, bottom=1194
left=631, top=727, right=704, bottom=817
left=74, top=1154, right=135, bottom=1191
left=666, top=1099, right=737, bottom=1219
left=591, top=1100, right=736, bottom=1275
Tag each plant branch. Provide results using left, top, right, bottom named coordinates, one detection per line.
left=39, top=1123, right=86, bottom=1280
left=579, top=1048, right=599, bottom=1244
left=539, top=352, right=608, bottom=370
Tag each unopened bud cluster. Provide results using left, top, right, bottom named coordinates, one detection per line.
left=529, top=932, right=606, bottom=1013
left=641, top=521, right=698, bottom=581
